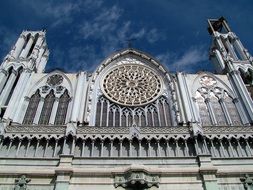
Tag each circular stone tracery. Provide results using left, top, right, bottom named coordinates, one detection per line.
left=102, top=64, right=162, bottom=106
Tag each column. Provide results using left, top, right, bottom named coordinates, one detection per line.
left=25, top=139, right=31, bottom=157
left=33, top=97, right=44, bottom=124
left=205, top=98, right=217, bottom=125
left=37, top=50, right=49, bottom=73
left=6, top=139, right=13, bottom=156
left=20, top=35, right=34, bottom=58
left=71, top=72, right=84, bottom=122
left=148, top=140, right=151, bottom=157
left=71, top=138, right=76, bottom=155
left=44, top=139, right=49, bottom=157
left=198, top=155, right=219, bottom=190
left=230, top=71, right=253, bottom=122
left=0, top=69, right=8, bottom=93
left=228, top=139, right=235, bottom=157
left=16, top=139, right=22, bottom=157
left=224, top=38, right=238, bottom=60
left=129, top=140, right=132, bottom=157
left=81, top=139, right=86, bottom=157
left=119, top=140, right=122, bottom=157
left=62, top=137, right=67, bottom=155
left=210, top=139, right=216, bottom=157
left=233, top=38, right=248, bottom=60
left=194, top=137, right=200, bottom=155
left=53, top=139, right=59, bottom=157
left=34, top=139, right=39, bottom=157
left=236, top=139, right=244, bottom=157
left=157, top=140, right=161, bottom=157
left=175, top=139, right=179, bottom=157
left=110, top=140, right=113, bottom=157
left=12, top=34, right=26, bottom=59
left=138, top=140, right=142, bottom=157
left=101, top=140, right=104, bottom=157
left=0, top=70, right=18, bottom=106
left=5, top=71, right=31, bottom=119
left=166, top=140, right=170, bottom=157
left=49, top=98, right=59, bottom=124
left=219, top=139, right=226, bottom=157
left=203, top=137, right=209, bottom=154
left=91, top=139, right=94, bottom=157
left=245, top=138, right=253, bottom=156
left=219, top=98, right=232, bottom=125
left=184, top=139, right=189, bottom=156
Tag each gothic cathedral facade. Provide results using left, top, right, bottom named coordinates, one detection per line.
left=0, top=17, right=253, bottom=190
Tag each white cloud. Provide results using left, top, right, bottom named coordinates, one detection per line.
left=157, top=46, right=208, bottom=72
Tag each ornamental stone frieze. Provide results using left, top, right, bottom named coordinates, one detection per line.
left=114, top=170, right=159, bottom=189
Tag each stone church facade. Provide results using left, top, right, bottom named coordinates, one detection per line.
left=0, top=17, right=253, bottom=190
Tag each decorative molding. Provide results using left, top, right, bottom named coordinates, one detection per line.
left=5, top=125, right=66, bottom=134
left=114, top=170, right=159, bottom=189
left=14, top=175, right=31, bottom=190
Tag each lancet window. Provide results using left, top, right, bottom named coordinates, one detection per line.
left=23, top=86, right=71, bottom=125
left=195, top=87, right=242, bottom=126
left=39, top=90, right=55, bottom=125
left=95, top=96, right=172, bottom=127
left=54, top=90, right=70, bottom=125
left=22, top=90, right=40, bottom=124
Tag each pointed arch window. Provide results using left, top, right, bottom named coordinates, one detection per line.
left=23, top=90, right=40, bottom=124
left=195, top=91, right=212, bottom=126
left=54, top=90, right=70, bottom=125
left=39, top=90, right=55, bottom=125
left=95, top=96, right=173, bottom=127
left=195, top=87, right=243, bottom=126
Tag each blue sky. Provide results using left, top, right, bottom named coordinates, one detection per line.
left=0, top=0, right=253, bottom=73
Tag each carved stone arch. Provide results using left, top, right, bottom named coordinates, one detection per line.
left=4, top=63, right=26, bottom=72
left=27, top=70, right=73, bottom=98
left=88, top=48, right=177, bottom=126
left=192, top=71, right=234, bottom=96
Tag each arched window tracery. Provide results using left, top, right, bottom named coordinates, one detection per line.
left=95, top=96, right=172, bottom=127
left=23, top=90, right=40, bottom=124
left=195, top=87, right=242, bottom=126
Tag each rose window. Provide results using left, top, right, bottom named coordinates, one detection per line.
left=101, top=64, right=162, bottom=106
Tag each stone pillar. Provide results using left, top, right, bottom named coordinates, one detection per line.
left=198, top=155, right=219, bottom=190
left=0, top=69, right=8, bottom=93
left=0, top=69, right=18, bottom=106
left=4, top=71, right=30, bottom=120
left=37, top=50, right=49, bottom=73
left=229, top=70, right=253, bottom=122
left=54, top=155, right=73, bottom=190
left=12, top=34, right=26, bottom=59
left=71, top=72, right=85, bottom=122
left=20, top=35, right=34, bottom=58
left=33, top=97, right=44, bottom=124
left=49, top=97, right=59, bottom=124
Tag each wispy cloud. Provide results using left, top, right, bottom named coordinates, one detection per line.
left=157, top=46, right=209, bottom=72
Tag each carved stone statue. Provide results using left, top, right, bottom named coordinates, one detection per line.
left=241, top=174, right=253, bottom=190
left=14, top=175, right=31, bottom=190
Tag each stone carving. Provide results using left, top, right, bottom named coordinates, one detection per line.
left=130, top=124, right=140, bottom=139
left=14, top=175, right=31, bottom=190
left=77, top=126, right=189, bottom=135
left=114, top=171, right=159, bottom=189
left=200, top=75, right=217, bottom=87
left=102, top=64, right=162, bottom=106
left=203, top=126, right=253, bottom=135
left=47, top=74, right=63, bottom=87
left=240, top=174, right=253, bottom=190
left=5, top=125, right=66, bottom=134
